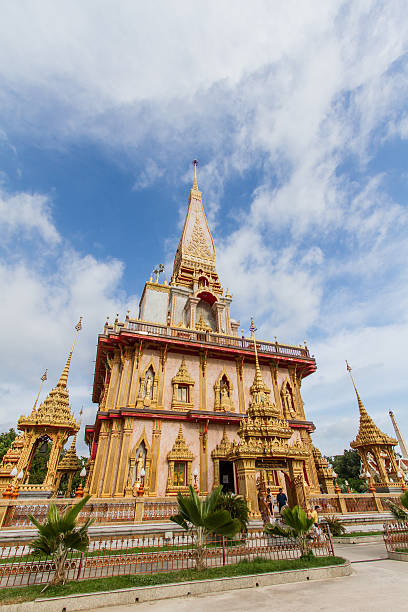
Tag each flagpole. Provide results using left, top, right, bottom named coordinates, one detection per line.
left=32, top=369, right=48, bottom=411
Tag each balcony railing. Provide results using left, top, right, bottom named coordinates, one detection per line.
left=104, top=319, right=312, bottom=360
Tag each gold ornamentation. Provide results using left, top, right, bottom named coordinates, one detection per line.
left=213, top=370, right=235, bottom=412
left=166, top=425, right=194, bottom=494
left=185, top=213, right=213, bottom=261
left=171, top=357, right=195, bottom=411
left=195, top=314, right=212, bottom=332
left=347, top=363, right=400, bottom=487
left=0, top=322, right=82, bottom=495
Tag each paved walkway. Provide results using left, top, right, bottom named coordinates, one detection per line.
left=88, top=542, right=406, bottom=612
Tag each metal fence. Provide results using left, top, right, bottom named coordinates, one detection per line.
left=383, top=521, right=408, bottom=553
left=0, top=525, right=334, bottom=588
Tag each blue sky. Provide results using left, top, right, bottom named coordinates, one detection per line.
left=0, top=1, right=408, bottom=457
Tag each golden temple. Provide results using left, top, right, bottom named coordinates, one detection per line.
left=2, top=162, right=402, bottom=515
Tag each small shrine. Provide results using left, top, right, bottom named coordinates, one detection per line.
left=229, top=320, right=315, bottom=517
left=0, top=320, right=82, bottom=498
left=347, top=362, right=402, bottom=492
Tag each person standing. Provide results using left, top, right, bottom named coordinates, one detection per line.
left=266, top=488, right=273, bottom=516
left=311, top=505, right=319, bottom=524
left=276, top=488, right=287, bottom=513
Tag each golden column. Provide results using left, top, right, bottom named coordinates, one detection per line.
left=149, top=419, right=162, bottom=496
left=101, top=418, right=122, bottom=497
left=113, top=417, right=134, bottom=497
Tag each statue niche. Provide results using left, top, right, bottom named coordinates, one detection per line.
left=281, top=379, right=297, bottom=419
left=137, top=361, right=158, bottom=408
left=125, top=433, right=152, bottom=497
left=214, top=371, right=234, bottom=412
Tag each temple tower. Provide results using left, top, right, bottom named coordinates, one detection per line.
left=0, top=320, right=82, bottom=497
left=347, top=362, right=402, bottom=492
left=230, top=320, right=311, bottom=517
left=85, top=163, right=321, bottom=504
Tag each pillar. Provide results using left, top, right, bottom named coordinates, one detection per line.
left=117, top=347, right=134, bottom=407
left=270, top=363, right=283, bottom=415
left=89, top=420, right=110, bottom=496
left=235, top=357, right=245, bottom=414
left=128, top=342, right=143, bottom=407
left=234, top=457, right=260, bottom=518
left=101, top=418, right=122, bottom=497
left=199, top=423, right=208, bottom=494
left=200, top=350, right=207, bottom=411
left=158, top=346, right=167, bottom=407
left=114, top=417, right=134, bottom=497
left=106, top=350, right=121, bottom=410
left=149, top=420, right=162, bottom=496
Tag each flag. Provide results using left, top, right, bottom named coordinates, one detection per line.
left=75, top=317, right=83, bottom=332
left=41, top=369, right=48, bottom=382
left=346, top=360, right=352, bottom=372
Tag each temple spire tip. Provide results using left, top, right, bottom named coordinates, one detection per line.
left=192, top=159, right=198, bottom=190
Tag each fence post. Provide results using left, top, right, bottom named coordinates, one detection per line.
left=134, top=499, right=144, bottom=523
left=0, top=501, right=11, bottom=528
left=337, top=494, right=347, bottom=514
left=373, top=493, right=383, bottom=512
left=222, top=536, right=226, bottom=566
left=76, top=552, right=84, bottom=580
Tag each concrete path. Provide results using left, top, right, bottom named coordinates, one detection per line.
left=87, top=542, right=406, bottom=612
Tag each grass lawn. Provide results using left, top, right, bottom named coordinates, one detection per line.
left=0, top=555, right=346, bottom=605
left=335, top=531, right=383, bottom=537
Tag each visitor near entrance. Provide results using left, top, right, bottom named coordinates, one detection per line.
left=276, top=488, right=287, bottom=513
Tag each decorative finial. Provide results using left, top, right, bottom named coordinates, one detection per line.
left=32, top=369, right=48, bottom=411
left=192, top=159, right=198, bottom=190
left=154, top=264, right=165, bottom=283
left=57, top=318, right=83, bottom=389
left=250, top=318, right=257, bottom=336
left=346, top=360, right=367, bottom=415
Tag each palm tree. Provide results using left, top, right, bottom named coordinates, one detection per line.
left=387, top=491, right=408, bottom=520
left=265, top=505, right=315, bottom=558
left=215, top=491, right=249, bottom=533
left=170, top=485, right=241, bottom=570
left=29, top=494, right=94, bottom=587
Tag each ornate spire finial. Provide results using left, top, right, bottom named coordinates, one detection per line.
left=250, top=318, right=264, bottom=388
left=32, top=369, right=48, bottom=411
left=192, top=159, right=198, bottom=190
left=57, top=318, right=83, bottom=389
left=345, top=360, right=367, bottom=416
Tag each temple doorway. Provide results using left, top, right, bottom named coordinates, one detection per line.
left=219, top=461, right=235, bottom=493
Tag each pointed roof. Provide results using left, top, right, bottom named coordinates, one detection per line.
left=249, top=318, right=271, bottom=398
left=18, top=321, right=82, bottom=434
left=57, top=435, right=81, bottom=472
left=167, top=425, right=194, bottom=460
left=347, top=364, right=397, bottom=449
left=172, top=357, right=195, bottom=386
left=172, top=161, right=221, bottom=293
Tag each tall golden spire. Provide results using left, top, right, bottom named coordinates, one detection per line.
left=250, top=318, right=265, bottom=390
left=18, top=319, right=83, bottom=432
left=57, top=317, right=83, bottom=389
left=172, top=160, right=221, bottom=294
left=346, top=361, right=396, bottom=448
left=346, top=360, right=369, bottom=418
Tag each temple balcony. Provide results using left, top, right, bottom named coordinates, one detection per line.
left=102, top=318, right=314, bottom=361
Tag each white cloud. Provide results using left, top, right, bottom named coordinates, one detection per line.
left=133, top=159, right=164, bottom=191
left=0, top=1, right=408, bottom=455
left=0, top=188, right=138, bottom=454
left=0, top=188, right=61, bottom=245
